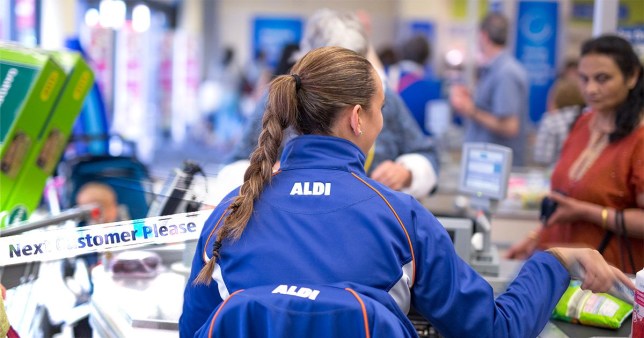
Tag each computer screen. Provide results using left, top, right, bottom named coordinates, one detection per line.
left=458, top=143, right=512, bottom=201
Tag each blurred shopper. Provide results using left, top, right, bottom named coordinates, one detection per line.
left=273, top=43, right=300, bottom=78
left=68, top=182, right=124, bottom=337
left=377, top=45, right=399, bottom=72
left=76, top=182, right=120, bottom=226
left=218, top=9, right=440, bottom=203
left=533, top=76, right=586, bottom=166
left=450, top=12, right=529, bottom=166
left=238, top=50, right=273, bottom=122
left=355, top=9, right=387, bottom=80
left=180, top=46, right=634, bottom=338
left=387, top=34, right=442, bottom=135
left=199, top=47, right=244, bottom=148
left=73, top=182, right=122, bottom=271
left=506, top=35, right=644, bottom=274
left=241, top=50, right=269, bottom=97
left=387, top=35, right=435, bottom=92
left=546, top=59, right=581, bottom=112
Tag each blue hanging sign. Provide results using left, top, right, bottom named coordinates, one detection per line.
left=514, top=1, right=559, bottom=123
left=253, top=17, right=303, bottom=69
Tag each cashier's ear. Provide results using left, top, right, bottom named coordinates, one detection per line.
left=349, top=104, right=363, bottom=137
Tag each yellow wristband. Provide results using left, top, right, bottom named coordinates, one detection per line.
left=601, top=208, right=608, bottom=229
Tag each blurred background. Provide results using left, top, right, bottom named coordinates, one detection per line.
left=3, top=0, right=643, bottom=179
left=2, top=1, right=644, bottom=337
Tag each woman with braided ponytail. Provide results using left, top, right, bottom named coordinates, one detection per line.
left=180, top=47, right=634, bottom=338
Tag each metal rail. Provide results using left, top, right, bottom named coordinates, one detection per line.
left=0, top=204, right=99, bottom=237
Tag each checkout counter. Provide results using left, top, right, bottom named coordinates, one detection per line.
left=89, top=252, right=185, bottom=337
left=84, top=161, right=633, bottom=338
left=85, top=239, right=632, bottom=337
left=418, top=154, right=634, bottom=338
left=3, top=146, right=631, bottom=337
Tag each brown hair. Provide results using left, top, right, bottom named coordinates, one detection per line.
left=581, top=34, right=644, bottom=143
left=480, top=12, right=509, bottom=46
left=194, top=46, right=377, bottom=284
left=551, top=77, right=584, bottom=110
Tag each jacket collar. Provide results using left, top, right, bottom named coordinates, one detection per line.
left=280, top=135, right=366, bottom=174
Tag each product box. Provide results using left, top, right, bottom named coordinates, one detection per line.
left=1, top=50, right=94, bottom=227
left=0, top=44, right=66, bottom=226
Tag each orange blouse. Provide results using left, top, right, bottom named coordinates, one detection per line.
left=538, top=111, right=644, bottom=274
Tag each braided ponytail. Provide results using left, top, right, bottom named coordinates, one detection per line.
left=193, top=74, right=299, bottom=285
left=193, top=47, right=376, bottom=285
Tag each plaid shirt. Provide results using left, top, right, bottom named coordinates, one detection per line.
left=533, top=105, right=584, bottom=166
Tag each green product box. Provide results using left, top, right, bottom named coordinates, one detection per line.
left=0, top=44, right=66, bottom=227
left=1, top=49, right=94, bottom=227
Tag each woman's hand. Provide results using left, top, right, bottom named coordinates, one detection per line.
left=504, top=231, right=539, bottom=260
left=547, top=247, right=636, bottom=293
left=546, top=192, right=592, bottom=227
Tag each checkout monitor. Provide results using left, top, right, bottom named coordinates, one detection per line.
left=458, top=143, right=512, bottom=201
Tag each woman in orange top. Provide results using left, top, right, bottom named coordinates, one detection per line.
left=507, top=35, right=644, bottom=274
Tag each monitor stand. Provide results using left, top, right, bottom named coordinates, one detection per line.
left=469, top=196, right=500, bottom=277
left=470, top=243, right=500, bottom=277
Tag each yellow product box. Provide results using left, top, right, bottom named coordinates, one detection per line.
left=1, top=50, right=94, bottom=227
left=0, top=44, right=66, bottom=227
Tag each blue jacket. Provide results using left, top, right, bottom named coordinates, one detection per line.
left=194, top=283, right=418, bottom=338
left=180, top=135, right=570, bottom=338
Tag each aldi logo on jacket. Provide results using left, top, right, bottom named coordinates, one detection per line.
left=196, top=283, right=418, bottom=338
left=290, top=182, right=331, bottom=196
left=272, top=284, right=321, bottom=300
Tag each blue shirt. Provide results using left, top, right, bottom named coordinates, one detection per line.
left=181, top=135, right=570, bottom=338
left=466, top=52, right=529, bottom=166
left=388, top=60, right=443, bottom=135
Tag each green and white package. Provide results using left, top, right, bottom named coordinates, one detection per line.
left=0, top=43, right=66, bottom=227
left=552, top=280, right=633, bottom=329
left=1, top=49, right=93, bottom=228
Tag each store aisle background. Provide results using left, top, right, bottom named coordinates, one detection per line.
left=148, top=139, right=227, bottom=179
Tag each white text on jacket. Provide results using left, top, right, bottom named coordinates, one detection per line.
left=272, top=285, right=320, bottom=300
left=290, top=182, right=331, bottom=196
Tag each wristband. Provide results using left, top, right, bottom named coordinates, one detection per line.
left=601, top=207, right=608, bottom=229
left=545, top=248, right=567, bottom=267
